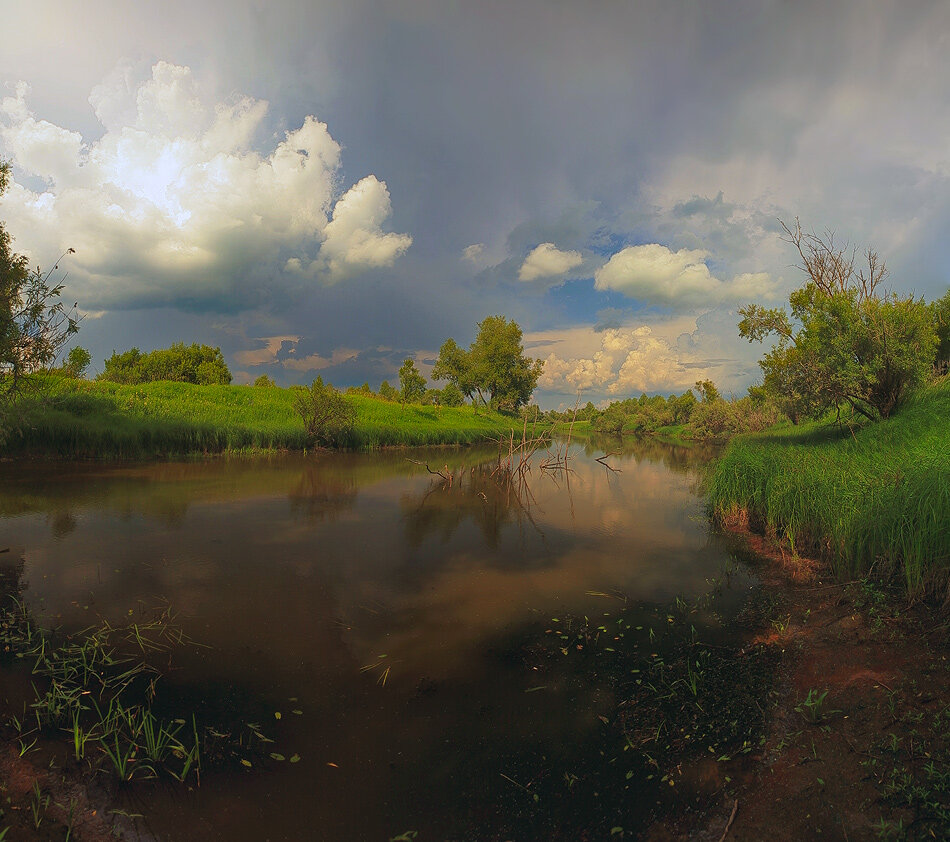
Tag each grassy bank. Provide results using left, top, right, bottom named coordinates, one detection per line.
left=4, top=377, right=523, bottom=458
left=707, top=378, right=950, bottom=596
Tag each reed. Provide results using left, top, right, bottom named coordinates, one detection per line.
left=707, top=378, right=950, bottom=597
left=5, top=376, right=522, bottom=457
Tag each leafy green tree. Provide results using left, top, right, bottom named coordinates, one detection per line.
left=431, top=337, right=476, bottom=404
left=398, top=358, right=427, bottom=404
left=62, top=346, right=91, bottom=378
left=291, top=377, right=355, bottom=446
left=668, top=390, right=697, bottom=424
left=433, top=316, right=543, bottom=412
left=1, top=161, right=79, bottom=406
left=438, top=381, right=464, bottom=407
left=254, top=374, right=276, bottom=387
left=378, top=380, right=399, bottom=401
left=739, top=221, right=937, bottom=421
left=694, top=379, right=721, bottom=404
left=100, top=342, right=231, bottom=385
left=592, top=401, right=630, bottom=435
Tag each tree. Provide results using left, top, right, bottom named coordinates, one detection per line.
left=254, top=374, right=276, bottom=387
left=1, top=161, right=79, bottom=405
left=668, top=390, right=697, bottom=424
left=378, top=380, right=399, bottom=401
left=431, top=338, right=476, bottom=404
left=693, top=379, right=721, bottom=404
left=432, top=316, right=543, bottom=412
left=291, top=377, right=355, bottom=446
left=438, top=381, right=464, bottom=407
left=100, top=342, right=232, bottom=385
left=398, top=358, right=427, bottom=404
left=62, top=346, right=91, bottom=378
left=739, top=220, right=937, bottom=421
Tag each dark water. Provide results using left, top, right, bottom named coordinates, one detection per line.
left=0, top=437, right=754, bottom=840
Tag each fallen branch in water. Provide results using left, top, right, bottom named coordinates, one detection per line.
left=595, top=453, right=621, bottom=474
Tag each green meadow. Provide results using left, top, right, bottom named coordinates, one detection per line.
left=707, top=378, right=950, bottom=597
left=5, top=376, right=523, bottom=458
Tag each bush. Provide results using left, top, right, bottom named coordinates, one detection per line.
left=291, top=377, right=356, bottom=446
left=62, top=346, right=91, bottom=378
left=100, top=343, right=231, bottom=385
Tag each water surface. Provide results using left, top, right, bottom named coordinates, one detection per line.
left=0, top=437, right=752, bottom=840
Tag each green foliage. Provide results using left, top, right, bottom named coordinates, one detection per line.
left=589, top=388, right=773, bottom=441
left=62, top=346, right=91, bottom=378
left=5, top=376, right=523, bottom=456
left=291, top=376, right=356, bottom=446
left=378, top=379, right=399, bottom=401
left=933, top=288, right=950, bottom=373
left=254, top=374, right=276, bottom=387
left=346, top=381, right=374, bottom=396
left=668, top=391, right=697, bottom=424
left=739, top=222, right=937, bottom=421
left=100, top=342, right=232, bottom=386
left=433, top=316, right=543, bottom=411
left=0, top=161, right=79, bottom=408
left=708, top=378, right=950, bottom=597
left=431, top=337, right=475, bottom=403
left=398, top=358, right=427, bottom=403
left=438, top=381, right=464, bottom=407
left=694, top=379, right=721, bottom=404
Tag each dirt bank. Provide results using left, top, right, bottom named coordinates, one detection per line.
left=649, top=525, right=950, bottom=842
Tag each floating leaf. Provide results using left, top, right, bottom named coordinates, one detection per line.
left=289, top=753, right=301, bottom=763
left=240, top=759, right=252, bottom=767
left=270, top=753, right=285, bottom=761
left=274, top=711, right=282, bottom=720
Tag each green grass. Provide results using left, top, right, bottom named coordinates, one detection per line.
left=707, top=379, right=950, bottom=596
left=4, top=376, right=524, bottom=458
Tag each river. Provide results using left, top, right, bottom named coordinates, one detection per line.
left=0, top=436, right=756, bottom=840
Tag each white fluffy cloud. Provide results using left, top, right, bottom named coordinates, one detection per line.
left=518, top=242, right=584, bottom=281
left=533, top=312, right=759, bottom=397
left=538, top=326, right=698, bottom=394
left=593, top=243, right=774, bottom=308
left=0, top=62, right=412, bottom=309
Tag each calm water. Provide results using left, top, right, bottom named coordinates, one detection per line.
left=0, top=437, right=753, bottom=840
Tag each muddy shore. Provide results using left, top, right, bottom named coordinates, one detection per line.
left=649, top=526, right=950, bottom=842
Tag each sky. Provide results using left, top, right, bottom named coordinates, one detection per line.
left=1, top=0, right=948, bottom=407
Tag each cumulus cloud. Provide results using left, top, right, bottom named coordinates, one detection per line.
left=533, top=311, right=760, bottom=398
left=593, top=244, right=775, bottom=308
left=518, top=242, right=584, bottom=281
left=538, top=326, right=697, bottom=394
left=0, top=62, right=412, bottom=310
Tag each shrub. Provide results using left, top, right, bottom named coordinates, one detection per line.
left=291, top=377, right=356, bottom=446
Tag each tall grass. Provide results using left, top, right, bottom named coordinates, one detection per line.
left=707, top=379, right=950, bottom=597
left=5, top=377, right=522, bottom=458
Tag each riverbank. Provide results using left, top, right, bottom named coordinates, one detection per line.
left=3, top=377, right=523, bottom=457
left=707, top=378, right=950, bottom=598
left=649, top=524, right=950, bottom=842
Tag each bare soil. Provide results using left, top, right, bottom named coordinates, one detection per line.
left=648, top=525, right=950, bottom=842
